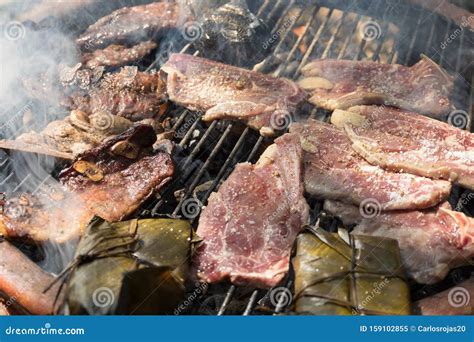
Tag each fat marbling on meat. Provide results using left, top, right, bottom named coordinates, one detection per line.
left=324, top=200, right=474, bottom=284
left=195, top=133, right=309, bottom=288
left=161, top=53, right=307, bottom=136
left=300, top=56, right=453, bottom=117
left=331, top=105, right=474, bottom=190
left=289, top=119, right=451, bottom=210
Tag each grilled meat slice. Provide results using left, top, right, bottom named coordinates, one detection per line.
left=289, top=120, right=451, bottom=210
left=300, top=56, right=453, bottom=117
left=76, top=2, right=185, bottom=50
left=60, top=125, right=174, bottom=222
left=0, top=241, right=62, bottom=315
left=162, top=53, right=307, bottom=136
left=82, top=41, right=157, bottom=69
left=0, top=191, right=91, bottom=244
left=414, top=278, right=474, bottom=315
left=195, top=133, right=309, bottom=288
left=331, top=105, right=474, bottom=190
left=324, top=200, right=474, bottom=284
left=65, top=66, right=166, bottom=121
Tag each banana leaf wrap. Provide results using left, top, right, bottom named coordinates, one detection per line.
left=293, top=227, right=411, bottom=315
left=62, top=217, right=192, bottom=315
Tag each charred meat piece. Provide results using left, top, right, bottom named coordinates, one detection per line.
left=324, top=200, right=474, bottom=284
left=0, top=190, right=91, bottom=244
left=414, top=278, right=474, bottom=315
left=1, top=125, right=174, bottom=244
left=289, top=120, right=451, bottom=210
left=300, top=56, right=453, bottom=117
left=66, top=66, right=167, bottom=121
left=82, top=41, right=157, bottom=69
left=76, top=2, right=185, bottom=50
left=11, top=110, right=134, bottom=157
left=162, top=53, right=306, bottom=136
left=0, top=241, right=62, bottom=314
left=60, top=124, right=174, bottom=222
left=331, top=105, right=474, bottom=190
left=195, top=133, right=309, bottom=288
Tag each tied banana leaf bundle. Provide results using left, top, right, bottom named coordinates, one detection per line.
left=63, top=217, right=192, bottom=315
left=293, top=227, right=411, bottom=315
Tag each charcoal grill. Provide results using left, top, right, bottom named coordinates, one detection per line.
left=0, top=0, right=473, bottom=315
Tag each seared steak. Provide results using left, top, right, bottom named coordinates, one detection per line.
left=195, top=133, right=309, bottom=288
left=324, top=200, right=474, bottom=284
left=300, top=56, right=453, bottom=117
left=331, top=105, right=474, bottom=190
left=82, top=41, right=157, bottom=69
left=65, top=66, right=167, bottom=121
left=76, top=2, right=185, bottom=50
left=162, top=53, right=307, bottom=136
left=289, top=120, right=451, bottom=210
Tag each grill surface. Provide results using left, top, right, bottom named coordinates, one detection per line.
left=0, top=0, right=473, bottom=315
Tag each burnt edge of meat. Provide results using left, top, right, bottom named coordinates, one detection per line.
left=59, top=124, right=157, bottom=184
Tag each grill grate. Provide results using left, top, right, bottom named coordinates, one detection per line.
left=0, top=0, right=472, bottom=315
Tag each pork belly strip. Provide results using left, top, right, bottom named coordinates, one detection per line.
left=0, top=241, right=61, bottom=314
left=289, top=120, right=451, bottom=210
left=76, top=2, right=185, bottom=50
left=324, top=200, right=474, bottom=284
left=82, top=41, right=157, bottom=69
left=65, top=66, right=166, bottom=121
left=300, top=56, right=453, bottom=117
left=414, top=278, right=474, bottom=315
left=162, top=53, right=307, bottom=136
left=331, top=105, right=474, bottom=190
left=60, top=124, right=174, bottom=222
left=195, top=133, right=309, bottom=288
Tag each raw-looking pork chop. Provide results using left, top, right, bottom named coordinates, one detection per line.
left=299, top=56, right=453, bottom=117
left=331, top=105, right=474, bottom=190
left=195, top=133, right=309, bottom=288
left=161, top=53, right=307, bottom=136
left=289, top=119, right=451, bottom=210
left=324, top=200, right=474, bottom=284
